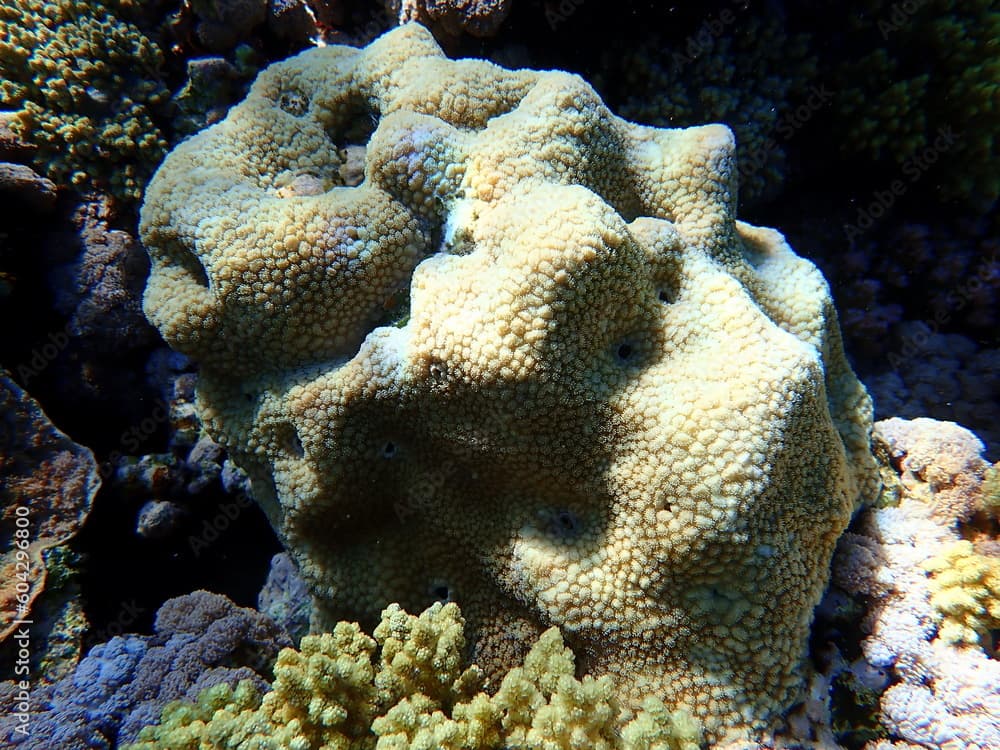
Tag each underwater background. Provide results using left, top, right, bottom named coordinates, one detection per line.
left=0, top=1, right=997, bottom=748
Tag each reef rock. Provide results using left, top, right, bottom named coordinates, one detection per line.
left=0, top=590, right=291, bottom=749
left=0, top=370, right=99, bottom=645
left=139, top=24, right=879, bottom=742
left=388, top=0, right=512, bottom=38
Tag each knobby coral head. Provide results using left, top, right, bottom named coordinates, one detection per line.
left=138, top=22, right=879, bottom=743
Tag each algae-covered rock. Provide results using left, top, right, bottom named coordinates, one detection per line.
left=0, top=370, right=99, bottom=646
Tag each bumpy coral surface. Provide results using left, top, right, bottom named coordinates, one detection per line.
left=0, top=0, right=168, bottom=204
left=139, top=23, right=878, bottom=741
left=125, top=602, right=701, bottom=750
left=923, top=540, right=1000, bottom=650
left=0, top=590, right=291, bottom=749
left=829, top=419, right=1000, bottom=750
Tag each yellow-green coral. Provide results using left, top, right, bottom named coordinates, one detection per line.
left=982, top=463, right=1000, bottom=516
left=832, top=0, right=1000, bottom=207
left=124, top=603, right=702, bottom=750
left=923, top=540, right=1000, bottom=650
left=0, top=0, right=168, bottom=204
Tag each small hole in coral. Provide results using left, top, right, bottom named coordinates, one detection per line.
left=168, top=244, right=209, bottom=289
left=382, top=442, right=397, bottom=459
left=429, top=581, right=452, bottom=603
left=188, top=260, right=209, bottom=288
left=279, top=425, right=304, bottom=458
left=278, top=90, right=309, bottom=117
left=429, top=362, right=448, bottom=382
left=554, top=510, right=579, bottom=535
left=617, top=343, right=633, bottom=360
left=658, top=288, right=674, bottom=303
left=539, top=508, right=583, bottom=541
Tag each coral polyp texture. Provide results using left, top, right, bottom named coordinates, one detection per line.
left=0, top=0, right=169, bottom=204
left=831, top=419, right=1000, bottom=749
left=139, top=23, right=879, bottom=742
left=125, top=602, right=702, bottom=750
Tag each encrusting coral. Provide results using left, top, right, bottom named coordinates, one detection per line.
left=0, top=0, right=169, bottom=204
left=0, top=370, right=100, bottom=646
left=828, top=419, right=999, bottom=749
left=124, top=602, right=702, bottom=750
left=139, top=23, right=879, bottom=742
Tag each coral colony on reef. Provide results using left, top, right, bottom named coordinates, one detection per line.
left=0, top=0, right=169, bottom=204
left=138, top=23, right=877, bottom=745
left=0, top=3, right=997, bottom=750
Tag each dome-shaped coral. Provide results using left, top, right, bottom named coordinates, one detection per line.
left=139, top=23, right=879, bottom=742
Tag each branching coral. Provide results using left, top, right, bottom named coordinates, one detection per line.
left=124, top=602, right=702, bottom=750
left=830, top=0, right=1000, bottom=208
left=0, top=0, right=169, bottom=204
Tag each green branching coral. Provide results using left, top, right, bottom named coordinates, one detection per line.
left=0, top=0, right=169, bottom=204
left=599, top=14, right=817, bottom=204
left=125, top=603, right=703, bottom=750
left=922, top=540, right=1000, bottom=651
left=831, top=0, right=1000, bottom=208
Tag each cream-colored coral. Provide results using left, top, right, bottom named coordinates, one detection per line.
left=922, top=540, right=1000, bottom=650
left=828, top=419, right=1000, bottom=750
left=875, top=417, right=991, bottom=523
left=139, top=23, right=878, bottom=742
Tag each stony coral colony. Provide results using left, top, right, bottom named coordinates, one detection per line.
left=0, top=2, right=997, bottom=750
